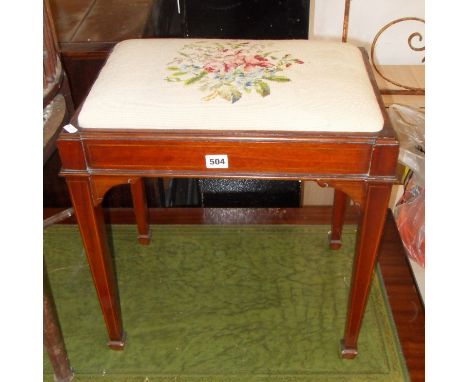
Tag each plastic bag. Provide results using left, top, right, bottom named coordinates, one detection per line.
left=388, top=104, right=425, bottom=267
left=388, top=104, right=425, bottom=186
left=394, top=176, right=425, bottom=267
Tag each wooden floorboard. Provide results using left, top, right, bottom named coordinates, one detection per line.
left=44, top=206, right=424, bottom=381
left=379, top=213, right=425, bottom=382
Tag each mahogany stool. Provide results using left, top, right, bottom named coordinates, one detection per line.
left=56, top=39, right=398, bottom=359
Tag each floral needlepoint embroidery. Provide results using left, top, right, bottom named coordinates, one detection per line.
left=165, top=41, right=304, bottom=103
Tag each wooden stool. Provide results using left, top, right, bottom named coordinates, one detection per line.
left=57, top=39, right=398, bottom=358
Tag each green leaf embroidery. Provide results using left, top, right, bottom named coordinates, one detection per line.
left=217, top=85, right=242, bottom=103
left=166, top=42, right=303, bottom=102
left=230, top=88, right=242, bottom=103
left=255, top=81, right=270, bottom=97
left=264, top=76, right=290, bottom=82
left=184, top=72, right=207, bottom=85
left=202, top=91, right=218, bottom=101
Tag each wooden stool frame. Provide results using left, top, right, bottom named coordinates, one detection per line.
left=56, top=49, right=398, bottom=359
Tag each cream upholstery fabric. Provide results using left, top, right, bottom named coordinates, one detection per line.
left=78, top=39, right=384, bottom=132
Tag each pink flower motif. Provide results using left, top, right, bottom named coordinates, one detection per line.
left=242, top=55, right=273, bottom=71
left=166, top=41, right=304, bottom=103
left=202, top=49, right=246, bottom=73
left=203, top=49, right=273, bottom=73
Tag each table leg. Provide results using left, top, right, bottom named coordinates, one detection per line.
left=44, top=263, right=74, bottom=382
left=341, top=183, right=392, bottom=359
left=66, top=177, right=125, bottom=350
left=130, top=178, right=151, bottom=245
left=329, top=189, right=347, bottom=249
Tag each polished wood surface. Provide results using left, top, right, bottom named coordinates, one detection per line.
left=341, top=183, right=393, bottom=358
left=130, top=178, right=151, bottom=244
left=50, top=0, right=154, bottom=47
left=44, top=265, right=73, bottom=382
left=44, top=206, right=424, bottom=380
left=44, top=150, right=167, bottom=210
left=43, top=3, right=75, bottom=380
left=49, top=0, right=95, bottom=42
left=84, top=139, right=373, bottom=175
left=379, top=213, right=425, bottom=382
left=65, top=177, right=125, bottom=349
left=43, top=0, right=74, bottom=162
left=61, top=52, right=108, bottom=107
left=329, top=189, right=347, bottom=249
left=43, top=0, right=60, bottom=92
left=49, top=0, right=154, bottom=105
left=56, top=48, right=398, bottom=357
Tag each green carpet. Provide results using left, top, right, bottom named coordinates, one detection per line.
left=43, top=225, right=409, bottom=382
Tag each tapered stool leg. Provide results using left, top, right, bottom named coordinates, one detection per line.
left=130, top=178, right=151, bottom=245
left=66, top=177, right=125, bottom=350
left=329, top=189, right=347, bottom=249
left=340, top=183, right=392, bottom=359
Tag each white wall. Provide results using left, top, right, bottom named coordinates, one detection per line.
left=310, top=0, right=425, bottom=64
